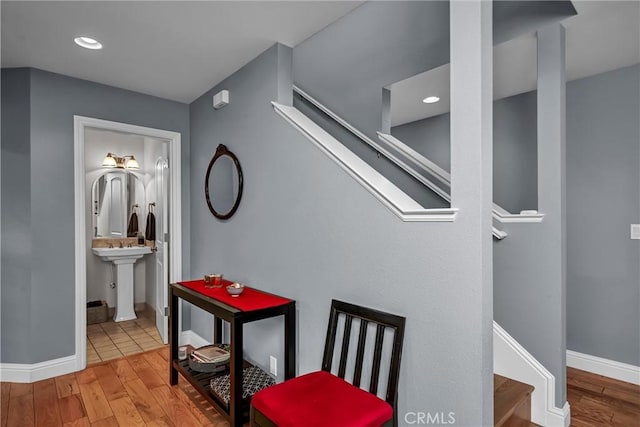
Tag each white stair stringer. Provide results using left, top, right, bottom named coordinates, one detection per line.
left=494, top=321, right=570, bottom=427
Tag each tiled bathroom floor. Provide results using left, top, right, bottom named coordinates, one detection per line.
left=86, top=311, right=165, bottom=363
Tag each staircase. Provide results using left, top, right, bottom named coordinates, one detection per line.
left=494, top=374, right=538, bottom=426
left=275, top=89, right=556, bottom=426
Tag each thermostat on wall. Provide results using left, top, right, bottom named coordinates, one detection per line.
left=213, top=90, right=229, bottom=109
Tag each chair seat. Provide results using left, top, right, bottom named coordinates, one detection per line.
left=251, top=370, right=393, bottom=427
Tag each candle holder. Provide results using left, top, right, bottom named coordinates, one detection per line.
left=204, top=274, right=224, bottom=288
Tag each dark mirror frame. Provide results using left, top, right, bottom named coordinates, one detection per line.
left=205, top=144, right=244, bottom=220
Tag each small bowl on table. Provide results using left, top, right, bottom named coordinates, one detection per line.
left=226, top=282, right=245, bottom=297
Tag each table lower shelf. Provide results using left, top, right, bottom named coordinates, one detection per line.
left=172, top=357, right=275, bottom=421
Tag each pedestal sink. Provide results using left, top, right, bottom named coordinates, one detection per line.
left=92, top=246, right=152, bottom=322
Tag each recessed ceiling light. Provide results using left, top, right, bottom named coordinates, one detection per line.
left=74, top=36, right=103, bottom=50
left=422, top=96, right=440, bottom=104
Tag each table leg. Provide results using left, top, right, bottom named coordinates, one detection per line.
left=284, top=303, right=296, bottom=380
left=229, top=321, right=244, bottom=427
left=169, top=287, right=179, bottom=385
left=214, top=317, right=223, bottom=344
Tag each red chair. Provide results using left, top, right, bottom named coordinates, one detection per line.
left=251, top=299, right=406, bottom=427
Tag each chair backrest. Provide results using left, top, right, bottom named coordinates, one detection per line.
left=321, top=299, right=406, bottom=412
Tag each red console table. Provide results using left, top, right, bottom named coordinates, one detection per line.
left=169, top=279, right=296, bottom=427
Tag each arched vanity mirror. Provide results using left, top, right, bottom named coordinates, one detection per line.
left=92, top=171, right=145, bottom=237
left=205, top=144, right=243, bottom=220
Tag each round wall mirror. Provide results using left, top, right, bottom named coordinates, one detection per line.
left=205, top=144, right=243, bottom=220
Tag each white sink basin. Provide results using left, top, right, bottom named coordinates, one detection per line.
left=92, top=245, right=152, bottom=322
left=92, top=246, right=151, bottom=262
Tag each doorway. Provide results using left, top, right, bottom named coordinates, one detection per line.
left=74, top=116, right=182, bottom=370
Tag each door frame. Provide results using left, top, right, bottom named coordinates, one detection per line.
left=73, top=115, right=182, bottom=371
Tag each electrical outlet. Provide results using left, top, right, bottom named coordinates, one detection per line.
left=631, top=224, right=640, bottom=240
left=270, top=356, right=277, bottom=376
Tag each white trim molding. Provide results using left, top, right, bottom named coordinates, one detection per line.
left=494, top=321, right=570, bottom=427
left=378, top=132, right=507, bottom=239
left=376, top=131, right=451, bottom=190
left=180, top=330, right=211, bottom=348
left=272, top=102, right=458, bottom=222
left=377, top=132, right=544, bottom=226
left=0, top=355, right=77, bottom=383
left=74, top=116, right=182, bottom=376
left=567, top=350, right=640, bottom=385
left=493, top=206, right=545, bottom=223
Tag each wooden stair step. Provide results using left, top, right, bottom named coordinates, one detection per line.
left=494, top=374, right=535, bottom=427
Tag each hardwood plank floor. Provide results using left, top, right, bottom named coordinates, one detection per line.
left=3, top=352, right=637, bottom=427
left=33, top=378, right=62, bottom=426
left=1, top=347, right=227, bottom=427
left=568, top=367, right=640, bottom=426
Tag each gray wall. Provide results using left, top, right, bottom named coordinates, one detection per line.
left=187, top=3, right=576, bottom=421
left=293, top=1, right=450, bottom=140
left=292, top=0, right=574, bottom=141
left=1, top=68, right=32, bottom=363
left=490, top=23, right=569, bottom=409
left=0, top=68, right=190, bottom=364
left=495, top=64, right=640, bottom=389
left=566, top=64, right=640, bottom=366
left=189, top=4, right=494, bottom=423
left=291, top=0, right=570, bottom=215
left=392, top=113, right=452, bottom=174
left=392, top=64, right=640, bottom=381
left=392, top=90, right=539, bottom=213
left=394, top=89, right=570, bottom=404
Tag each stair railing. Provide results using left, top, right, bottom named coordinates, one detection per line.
left=292, top=85, right=544, bottom=238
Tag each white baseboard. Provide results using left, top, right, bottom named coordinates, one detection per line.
left=567, top=350, right=640, bottom=385
left=494, top=322, right=570, bottom=427
left=180, top=330, right=211, bottom=348
left=0, top=355, right=77, bottom=383
left=0, top=330, right=210, bottom=384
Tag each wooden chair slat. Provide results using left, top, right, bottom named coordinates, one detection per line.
left=352, top=319, right=369, bottom=387
left=369, top=324, right=385, bottom=395
left=337, top=315, right=353, bottom=379
left=321, top=307, right=340, bottom=372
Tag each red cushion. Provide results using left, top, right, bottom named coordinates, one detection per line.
left=252, top=370, right=393, bottom=427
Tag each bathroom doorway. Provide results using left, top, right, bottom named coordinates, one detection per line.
left=74, top=116, right=182, bottom=370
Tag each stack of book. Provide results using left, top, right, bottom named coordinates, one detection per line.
left=188, top=345, right=230, bottom=373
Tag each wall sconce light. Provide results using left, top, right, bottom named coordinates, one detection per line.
left=102, top=153, right=140, bottom=169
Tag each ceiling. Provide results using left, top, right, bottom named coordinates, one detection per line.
left=1, top=1, right=363, bottom=103
left=2, top=1, right=638, bottom=120
left=391, top=0, right=640, bottom=126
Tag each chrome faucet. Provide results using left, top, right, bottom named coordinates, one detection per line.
left=108, top=242, right=114, bottom=248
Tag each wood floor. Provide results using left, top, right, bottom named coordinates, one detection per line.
left=567, top=367, right=640, bottom=426
left=0, top=347, right=229, bottom=427
left=2, top=353, right=639, bottom=427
